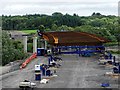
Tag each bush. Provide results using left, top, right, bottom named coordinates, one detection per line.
left=2, top=31, right=29, bottom=66
left=27, top=43, right=33, bottom=53
left=104, top=42, right=118, bottom=46
left=109, top=50, right=120, bottom=54
left=13, top=40, right=23, bottom=49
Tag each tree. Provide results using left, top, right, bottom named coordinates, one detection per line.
left=38, top=25, right=45, bottom=32
left=51, top=24, right=58, bottom=31
left=52, top=12, right=63, bottom=17
left=89, top=18, right=106, bottom=27
left=92, top=12, right=102, bottom=16
left=92, top=12, right=96, bottom=16
left=2, top=31, right=28, bottom=66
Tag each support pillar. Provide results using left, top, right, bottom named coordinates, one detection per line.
left=33, top=37, right=37, bottom=53
left=44, top=40, right=47, bottom=50
left=23, top=36, right=27, bottom=53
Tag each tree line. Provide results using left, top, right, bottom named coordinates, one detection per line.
left=2, top=12, right=120, bottom=42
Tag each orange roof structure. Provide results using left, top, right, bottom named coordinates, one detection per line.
left=42, top=31, right=109, bottom=46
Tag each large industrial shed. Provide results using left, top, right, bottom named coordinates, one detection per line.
left=42, top=31, right=109, bottom=46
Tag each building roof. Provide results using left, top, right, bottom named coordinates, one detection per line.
left=42, top=31, right=109, bottom=46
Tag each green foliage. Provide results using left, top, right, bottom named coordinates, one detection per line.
left=2, top=12, right=119, bottom=42
left=58, top=25, right=74, bottom=31
left=51, top=24, right=58, bottom=30
left=13, top=40, right=23, bottom=49
left=109, top=50, right=120, bottom=54
left=27, top=43, right=33, bottom=53
left=104, top=42, right=118, bottom=46
left=2, top=31, right=28, bottom=66
left=89, top=18, right=107, bottom=27
left=92, top=12, right=102, bottom=16
left=38, top=25, right=45, bottom=31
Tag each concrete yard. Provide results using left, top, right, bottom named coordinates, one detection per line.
left=1, top=54, right=119, bottom=89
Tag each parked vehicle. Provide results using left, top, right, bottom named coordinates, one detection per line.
left=19, top=80, right=36, bottom=88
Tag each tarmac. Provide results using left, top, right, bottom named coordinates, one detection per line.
left=0, top=54, right=119, bottom=89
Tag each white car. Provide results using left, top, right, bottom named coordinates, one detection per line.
left=40, top=79, right=49, bottom=84
left=19, top=80, right=36, bottom=88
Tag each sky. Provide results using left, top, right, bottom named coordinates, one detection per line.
left=0, top=0, right=120, bottom=16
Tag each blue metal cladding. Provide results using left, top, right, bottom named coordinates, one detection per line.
left=59, top=49, right=104, bottom=53
left=57, top=45, right=105, bottom=49
left=54, top=45, right=105, bottom=56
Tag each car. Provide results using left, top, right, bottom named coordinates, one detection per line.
left=19, top=80, right=36, bottom=88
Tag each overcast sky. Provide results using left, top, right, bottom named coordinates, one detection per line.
left=0, top=0, right=120, bottom=16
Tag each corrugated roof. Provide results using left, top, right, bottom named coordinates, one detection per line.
left=42, top=31, right=110, bottom=46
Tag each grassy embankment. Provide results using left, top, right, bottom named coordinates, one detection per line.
left=21, top=30, right=36, bottom=34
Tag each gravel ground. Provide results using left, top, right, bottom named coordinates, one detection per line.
left=0, top=66, right=11, bottom=75
left=1, top=54, right=119, bottom=89
left=0, top=60, right=23, bottom=76
left=1, top=56, right=48, bottom=89
left=37, top=54, right=119, bottom=88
